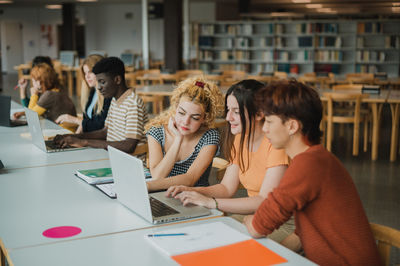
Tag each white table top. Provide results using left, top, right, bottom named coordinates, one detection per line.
left=0, top=132, right=109, bottom=170
left=8, top=217, right=315, bottom=266
left=0, top=160, right=222, bottom=251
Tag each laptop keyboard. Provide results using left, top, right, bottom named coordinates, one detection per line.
left=150, top=197, right=179, bottom=217
left=95, top=183, right=116, bottom=198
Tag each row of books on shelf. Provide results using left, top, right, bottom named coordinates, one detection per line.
left=199, top=24, right=214, bottom=35
left=357, top=22, right=382, bottom=34
left=356, top=51, right=385, bottom=62
left=356, top=64, right=377, bottom=73
left=315, top=23, right=338, bottom=33
left=314, top=51, right=343, bottom=62
left=296, top=23, right=313, bottom=34
left=385, top=36, right=400, bottom=48
left=357, top=36, right=400, bottom=49
left=314, top=36, right=342, bottom=48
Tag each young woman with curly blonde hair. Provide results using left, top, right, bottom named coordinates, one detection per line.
left=145, top=76, right=224, bottom=192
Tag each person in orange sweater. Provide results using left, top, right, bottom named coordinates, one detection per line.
left=244, top=79, right=381, bottom=265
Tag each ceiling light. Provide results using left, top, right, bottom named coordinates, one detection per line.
left=45, top=4, right=62, bottom=9
left=292, top=0, right=311, bottom=3
left=393, top=3, right=400, bottom=6
left=306, top=4, right=322, bottom=8
left=0, top=0, right=13, bottom=3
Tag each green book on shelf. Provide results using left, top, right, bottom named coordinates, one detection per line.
left=76, top=168, right=113, bottom=184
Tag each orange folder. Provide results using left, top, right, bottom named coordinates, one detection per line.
left=172, top=239, right=287, bottom=266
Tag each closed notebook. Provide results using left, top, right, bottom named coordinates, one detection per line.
left=76, top=168, right=113, bottom=184
left=76, top=166, right=152, bottom=185
left=146, top=221, right=287, bottom=266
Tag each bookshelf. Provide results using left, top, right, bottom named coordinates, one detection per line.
left=194, top=19, right=400, bottom=77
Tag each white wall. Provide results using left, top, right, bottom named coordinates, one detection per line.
left=84, top=4, right=165, bottom=60
left=0, top=7, right=63, bottom=72
left=0, top=2, right=216, bottom=72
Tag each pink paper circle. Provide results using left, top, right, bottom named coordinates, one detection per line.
left=42, top=226, right=82, bottom=238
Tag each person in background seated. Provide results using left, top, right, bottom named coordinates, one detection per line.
left=55, top=54, right=112, bottom=133
left=15, top=56, right=54, bottom=107
left=167, top=80, right=296, bottom=249
left=145, top=77, right=224, bottom=192
left=244, top=79, right=381, bottom=265
left=54, top=57, right=148, bottom=154
left=13, top=63, right=77, bottom=132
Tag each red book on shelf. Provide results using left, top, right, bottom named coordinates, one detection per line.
left=172, top=239, right=287, bottom=266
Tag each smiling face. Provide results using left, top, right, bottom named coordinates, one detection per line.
left=225, top=94, right=243, bottom=135
left=174, top=97, right=205, bottom=135
left=95, top=73, right=117, bottom=98
left=83, top=64, right=97, bottom=88
left=262, top=115, right=291, bottom=149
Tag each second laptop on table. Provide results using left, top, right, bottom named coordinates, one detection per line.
left=107, top=146, right=211, bottom=224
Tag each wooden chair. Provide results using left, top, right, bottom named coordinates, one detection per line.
left=370, top=223, right=400, bottom=266
left=246, top=75, right=274, bottom=84
left=273, top=71, right=288, bottom=80
left=140, top=94, right=164, bottom=114
left=332, top=84, right=363, bottom=91
left=212, top=157, right=229, bottom=183
left=298, top=74, right=317, bottom=88
left=14, top=63, right=31, bottom=80
left=136, top=69, right=163, bottom=86
left=220, top=70, right=247, bottom=87
left=323, top=92, right=369, bottom=156
left=175, top=70, right=204, bottom=82
left=346, top=73, right=374, bottom=85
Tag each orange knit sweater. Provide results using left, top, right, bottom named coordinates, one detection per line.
left=252, top=145, right=381, bottom=266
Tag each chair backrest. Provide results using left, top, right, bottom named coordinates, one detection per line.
left=370, top=223, right=400, bottom=266
left=332, top=84, right=363, bottom=91
left=136, top=69, right=163, bottom=85
left=140, top=94, right=164, bottom=114
left=323, top=92, right=368, bottom=124
left=346, top=73, right=374, bottom=84
left=212, top=157, right=229, bottom=182
left=221, top=70, right=247, bottom=86
left=273, top=71, right=288, bottom=79
left=246, top=75, right=274, bottom=84
left=304, top=72, right=316, bottom=78
left=15, top=63, right=31, bottom=80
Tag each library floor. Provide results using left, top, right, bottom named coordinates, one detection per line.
left=1, top=73, right=399, bottom=265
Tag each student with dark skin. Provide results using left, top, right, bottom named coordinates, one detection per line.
left=54, top=57, right=147, bottom=154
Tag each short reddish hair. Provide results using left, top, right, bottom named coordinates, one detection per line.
left=256, top=79, right=323, bottom=145
left=30, top=63, right=59, bottom=91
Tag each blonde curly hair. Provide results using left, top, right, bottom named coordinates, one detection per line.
left=145, top=76, right=224, bottom=131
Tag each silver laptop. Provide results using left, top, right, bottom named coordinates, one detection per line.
left=25, top=108, right=85, bottom=153
left=107, top=146, right=211, bottom=224
left=0, top=95, right=27, bottom=127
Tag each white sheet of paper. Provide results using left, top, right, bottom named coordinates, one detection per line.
left=145, top=221, right=250, bottom=256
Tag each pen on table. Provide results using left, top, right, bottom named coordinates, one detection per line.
left=147, top=233, right=187, bottom=237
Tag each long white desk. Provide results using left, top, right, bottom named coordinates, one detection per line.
left=7, top=217, right=315, bottom=266
left=0, top=161, right=222, bottom=258
left=0, top=132, right=109, bottom=169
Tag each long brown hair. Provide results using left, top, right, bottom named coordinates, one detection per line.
left=80, top=54, right=104, bottom=114
left=224, top=79, right=265, bottom=173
